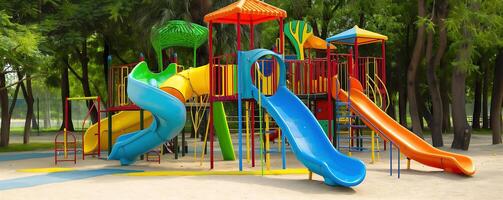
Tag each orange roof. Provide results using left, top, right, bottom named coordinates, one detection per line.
left=204, top=0, right=287, bottom=25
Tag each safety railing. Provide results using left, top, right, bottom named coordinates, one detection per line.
left=108, top=62, right=139, bottom=107
left=211, top=53, right=238, bottom=101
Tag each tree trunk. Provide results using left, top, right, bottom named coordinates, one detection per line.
left=451, top=69, right=471, bottom=150
left=77, top=40, right=99, bottom=123
left=490, top=49, right=503, bottom=144
left=406, top=0, right=426, bottom=138
left=472, top=70, right=482, bottom=129
left=0, top=71, right=10, bottom=147
left=60, top=55, right=74, bottom=131
left=451, top=27, right=473, bottom=150
left=42, top=91, right=51, bottom=129
left=425, top=0, right=448, bottom=147
left=441, top=78, right=451, bottom=132
left=482, top=61, right=491, bottom=129
left=18, top=72, right=34, bottom=144
left=399, top=84, right=407, bottom=127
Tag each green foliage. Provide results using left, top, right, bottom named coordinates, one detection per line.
left=446, top=0, right=503, bottom=73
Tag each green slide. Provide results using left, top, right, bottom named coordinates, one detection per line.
left=213, top=102, right=236, bottom=160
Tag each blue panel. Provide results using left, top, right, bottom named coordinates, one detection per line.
left=0, top=153, right=53, bottom=162
left=326, top=27, right=357, bottom=43
left=0, top=169, right=142, bottom=191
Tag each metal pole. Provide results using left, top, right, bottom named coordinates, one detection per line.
left=237, top=14, right=242, bottom=171
left=174, top=136, right=178, bottom=159
left=108, top=111, right=112, bottom=156
left=97, top=97, right=101, bottom=158
left=398, top=147, right=400, bottom=179
left=389, top=141, right=392, bottom=176
left=182, top=111, right=185, bottom=157
left=281, top=129, right=286, bottom=169
left=208, top=21, right=214, bottom=169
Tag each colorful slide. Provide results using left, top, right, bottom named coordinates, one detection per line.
left=335, top=77, right=475, bottom=176
left=83, top=63, right=177, bottom=155
left=82, top=111, right=153, bottom=154
left=239, top=49, right=366, bottom=187
left=108, top=62, right=235, bottom=165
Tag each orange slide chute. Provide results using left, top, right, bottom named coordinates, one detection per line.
left=333, top=77, right=475, bottom=176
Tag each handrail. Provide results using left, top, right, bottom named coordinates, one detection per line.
left=366, top=74, right=383, bottom=108
left=375, top=75, right=390, bottom=112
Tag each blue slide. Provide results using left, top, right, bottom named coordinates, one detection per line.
left=108, top=63, right=186, bottom=165
left=239, top=49, right=366, bottom=187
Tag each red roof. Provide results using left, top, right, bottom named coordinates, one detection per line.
left=204, top=0, right=287, bottom=25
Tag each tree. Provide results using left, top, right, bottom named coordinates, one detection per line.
left=446, top=0, right=503, bottom=148
left=490, top=49, right=503, bottom=144
left=406, top=0, right=426, bottom=138
left=0, top=8, right=45, bottom=146
left=424, top=0, right=448, bottom=147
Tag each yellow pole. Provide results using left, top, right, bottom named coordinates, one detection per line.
left=200, top=111, right=211, bottom=166
left=64, top=128, right=68, bottom=158
left=246, top=101, right=250, bottom=163
left=407, top=158, right=411, bottom=169
left=265, top=114, right=271, bottom=171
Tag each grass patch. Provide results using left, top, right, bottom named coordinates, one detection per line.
left=0, top=143, right=54, bottom=153
left=9, top=127, right=60, bottom=135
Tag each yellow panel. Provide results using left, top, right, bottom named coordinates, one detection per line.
left=119, top=168, right=309, bottom=176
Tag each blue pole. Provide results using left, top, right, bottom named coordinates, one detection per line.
left=282, top=131, right=286, bottom=169
left=389, top=141, right=392, bottom=176
left=237, top=53, right=243, bottom=171
left=398, top=147, right=400, bottom=179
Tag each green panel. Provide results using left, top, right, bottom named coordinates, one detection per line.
left=213, top=102, right=236, bottom=161
left=318, top=120, right=331, bottom=136
left=150, top=20, right=209, bottom=70
left=130, top=62, right=177, bottom=87
left=284, top=20, right=313, bottom=60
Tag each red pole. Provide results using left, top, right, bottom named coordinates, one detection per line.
left=208, top=21, right=214, bottom=169
left=279, top=18, right=284, bottom=55
left=381, top=39, right=386, bottom=103
left=97, top=97, right=101, bottom=158
left=250, top=23, right=254, bottom=49
left=354, top=40, right=359, bottom=79
left=327, top=42, right=332, bottom=142
left=382, top=39, right=387, bottom=150
left=237, top=14, right=241, bottom=51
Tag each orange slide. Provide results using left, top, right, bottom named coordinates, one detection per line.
left=334, top=77, right=475, bottom=176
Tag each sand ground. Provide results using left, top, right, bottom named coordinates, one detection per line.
left=0, top=134, right=502, bottom=200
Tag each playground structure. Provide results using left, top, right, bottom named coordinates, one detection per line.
left=53, top=0, right=475, bottom=187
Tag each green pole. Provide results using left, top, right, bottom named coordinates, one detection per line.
left=193, top=47, right=197, bottom=67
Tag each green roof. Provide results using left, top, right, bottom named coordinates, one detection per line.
left=150, top=20, right=208, bottom=70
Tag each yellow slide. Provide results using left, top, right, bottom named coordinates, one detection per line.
left=83, top=111, right=153, bottom=154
